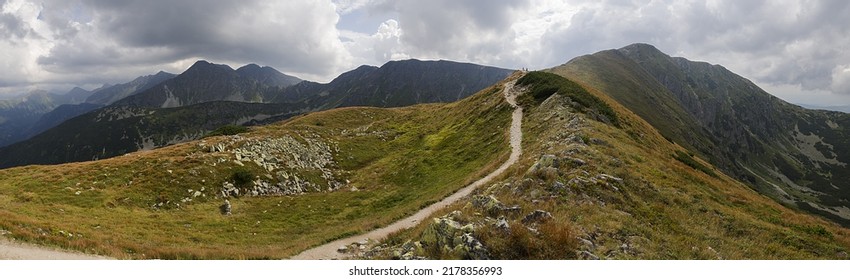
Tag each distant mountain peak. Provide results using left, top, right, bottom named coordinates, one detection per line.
left=186, top=60, right=235, bottom=72
left=617, top=43, right=669, bottom=59
left=84, top=71, right=177, bottom=105
left=620, top=42, right=661, bottom=51
left=235, top=63, right=302, bottom=88
left=65, top=87, right=90, bottom=96
left=237, top=63, right=261, bottom=71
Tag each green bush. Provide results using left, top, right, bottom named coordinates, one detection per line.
left=673, top=150, right=717, bottom=177
left=231, top=168, right=255, bottom=187
left=517, top=71, right=619, bottom=126
left=206, top=125, right=248, bottom=137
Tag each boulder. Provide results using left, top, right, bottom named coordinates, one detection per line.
left=420, top=212, right=489, bottom=259
left=472, top=195, right=505, bottom=215
left=551, top=181, right=566, bottom=191
left=522, top=210, right=553, bottom=224
left=565, top=156, right=586, bottom=166
left=578, top=237, right=595, bottom=249
left=220, top=199, right=232, bottom=215
left=495, top=217, right=511, bottom=233
left=578, top=250, right=599, bottom=260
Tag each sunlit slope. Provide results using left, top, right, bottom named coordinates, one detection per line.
left=369, top=72, right=850, bottom=260
left=0, top=76, right=516, bottom=259
left=552, top=44, right=850, bottom=226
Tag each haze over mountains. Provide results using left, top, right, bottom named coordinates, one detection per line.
left=799, top=104, right=850, bottom=114
left=0, top=89, right=94, bottom=147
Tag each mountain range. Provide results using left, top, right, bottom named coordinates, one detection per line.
left=0, top=59, right=512, bottom=168
left=1, top=44, right=849, bottom=260
left=0, top=89, right=93, bottom=147
left=798, top=104, right=850, bottom=114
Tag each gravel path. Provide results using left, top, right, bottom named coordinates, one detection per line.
left=291, top=78, right=524, bottom=259
left=0, top=238, right=110, bottom=260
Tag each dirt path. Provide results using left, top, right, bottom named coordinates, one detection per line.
left=291, top=79, right=524, bottom=259
left=0, top=238, right=110, bottom=260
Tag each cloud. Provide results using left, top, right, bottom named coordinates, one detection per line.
left=333, top=0, right=378, bottom=15
left=539, top=0, right=675, bottom=66
left=0, top=11, right=29, bottom=39
left=832, top=65, right=850, bottom=95
left=2, top=0, right=850, bottom=105
left=667, top=0, right=850, bottom=94
left=33, top=0, right=348, bottom=80
left=0, top=0, right=55, bottom=91
left=532, top=0, right=850, bottom=102
left=345, top=0, right=530, bottom=67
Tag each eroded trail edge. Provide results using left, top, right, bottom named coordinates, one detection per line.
left=291, top=79, right=523, bottom=259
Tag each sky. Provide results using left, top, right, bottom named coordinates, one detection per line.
left=1, top=0, right=850, bottom=106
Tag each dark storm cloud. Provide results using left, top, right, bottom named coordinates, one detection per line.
left=34, top=0, right=347, bottom=77
left=5, top=0, right=850, bottom=101
left=0, top=9, right=29, bottom=39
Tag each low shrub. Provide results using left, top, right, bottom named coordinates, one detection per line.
left=206, top=125, right=248, bottom=137
left=231, top=168, right=255, bottom=187
left=673, top=150, right=717, bottom=177
left=517, top=71, right=619, bottom=126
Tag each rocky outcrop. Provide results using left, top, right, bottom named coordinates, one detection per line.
left=367, top=211, right=490, bottom=260
left=212, top=133, right=346, bottom=198
left=471, top=195, right=521, bottom=216
left=419, top=211, right=489, bottom=260
left=522, top=210, right=553, bottom=224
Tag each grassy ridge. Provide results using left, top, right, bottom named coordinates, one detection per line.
left=375, top=73, right=850, bottom=260
left=517, top=71, right=619, bottom=126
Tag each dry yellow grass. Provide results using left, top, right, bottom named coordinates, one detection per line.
left=0, top=80, right=515, bottom=259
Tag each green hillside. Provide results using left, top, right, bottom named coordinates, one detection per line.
left=364, top=71, right=850, bottom=260
left=0, top=78, right=514, bottom=259
left=552, top=44, right=850, bottom=227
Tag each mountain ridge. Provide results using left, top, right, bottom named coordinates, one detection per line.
left=551, top=43, right=850, bottom=226
left=0, top=59, right=513, bottom=168
left=85, top=71, right=177, bottom=105
left=3, top=67, right=850, bottom=260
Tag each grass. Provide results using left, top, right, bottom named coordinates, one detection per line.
left=205, top=125, right=249, bottom=137
left=0, top=80, right=514, bottom=259
left=370, top=77, right=850, bottom=260
left=673, top=150, right=718, bottom=177
left=4, top=68, right=850, bottom=260
left=517, top=71, right=619, bottom=126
